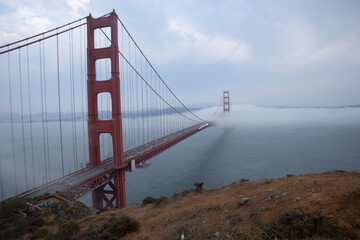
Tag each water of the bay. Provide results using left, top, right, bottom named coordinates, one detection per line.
left=1, top=104, right=359, bottom=206
left=124, top=105, right=360, bottom=205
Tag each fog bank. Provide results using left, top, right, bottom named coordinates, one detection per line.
left=196, top=104, right=360, bottom=126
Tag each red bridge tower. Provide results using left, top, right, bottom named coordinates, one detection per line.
left=87, top=11, right=125, bottom=209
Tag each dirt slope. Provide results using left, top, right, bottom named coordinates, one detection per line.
left=79, top=171, right=360, bottom=239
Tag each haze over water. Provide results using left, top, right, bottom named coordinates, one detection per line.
left=0, top=104, right=359, bottom=206
left=124, top=104, right=360, bottom=205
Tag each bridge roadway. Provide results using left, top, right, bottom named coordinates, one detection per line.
left=13, top=122, right=209, bottom=200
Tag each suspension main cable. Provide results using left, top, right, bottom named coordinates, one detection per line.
left=99, top=29, right=203, bottom=123
left=116, top=15, right=206, bottom=122
left=0, top=22, right=86, bottom=55
left=0, top=17, right=86, bottom=49
left=0, top=12, right=113, bottom=55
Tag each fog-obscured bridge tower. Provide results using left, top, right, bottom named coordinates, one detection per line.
left=223, top=91, right=230, bottom=112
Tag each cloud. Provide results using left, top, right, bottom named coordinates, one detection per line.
left=264, top=17, right=360, bottom=70
left=68, top=0, right=90, bottom=16
left=24, top=17, right=52, bottom=32
left=165, top=19, right=251, bottom=63
left=0, top=0, right=90, bottom=44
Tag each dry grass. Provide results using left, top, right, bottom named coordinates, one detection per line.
left=76, top=171, right=360, bottom=240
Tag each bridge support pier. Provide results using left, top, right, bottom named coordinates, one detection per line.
left=87, top=10, right=126, bottom=209
left=91, top=173, right=124, bottom=209
left=114, top=169, right=126, bottom=208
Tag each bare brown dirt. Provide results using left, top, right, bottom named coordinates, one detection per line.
left=78, top=171, right=360, bottom=239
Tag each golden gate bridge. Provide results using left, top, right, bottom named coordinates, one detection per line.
left=0, top=10, right=229, bottom=209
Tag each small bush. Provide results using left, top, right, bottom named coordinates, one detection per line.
left=77, top=216, right=139, bottom=240
left=141, top=196, right=168, bottom=207
left=106, top=216, right=140, bottom=238
left=59, top=219, right=80, bottom=233
left=263, top=211, right=345, bottom=239
left=141, top=196, right=155, bottom=206
left=30, top=227, right=49, bottom=240
left=194, top=182, right=204, bottom=193
left=0, top=198, right=28, bottom=219
left=50, top=220, right=80, bottom=240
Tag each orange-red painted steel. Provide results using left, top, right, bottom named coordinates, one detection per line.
left=63, top=124, right=209, bottom=202
left=87, top=10, right=125, bottom=209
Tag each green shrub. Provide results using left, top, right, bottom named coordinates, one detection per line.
left=59, top=219, right=80, bottom=233
left=50, top=220, right=80, bottom=240
left=262, top=211, right=349, bottom=239
left=77, top=216, right=139, bottom=240
left=0, top=198, right=28, bottom=219
left=30, top=227, right=49, bottom=240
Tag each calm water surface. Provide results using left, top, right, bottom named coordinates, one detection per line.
left=124, top=122, right=360, bottom=206
left=1, top=106, right=360, bottom=206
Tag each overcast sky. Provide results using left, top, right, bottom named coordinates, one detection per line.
left=0, top=0, right=359, bottom=107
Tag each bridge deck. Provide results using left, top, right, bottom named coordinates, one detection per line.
left=13, top=122, right=209, bottom=200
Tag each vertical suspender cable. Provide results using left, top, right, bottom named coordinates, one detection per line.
left=71, top=29, right=79, bottom=170
left=128, top=36, right=134, bottom=148
left=104, top=28, right=110, bottom=156
left=149, top=69, right=152, bottom=140
left=0, top=154, right=3, bottom=201
left=106, top=28, right=111, bottom=156
left=160, top=78, right=162, bottom=137
left=135, top=46, right=140, bottom=146
left=26, top=42, right=35, bottom=187
left=69, top=28, right=75, bottom=169
left=83, top=24, right=89, bottom=164
left=69, top=29, right=75, bottom=169
left=79, top=25, right=87, bottom=165
left=121, top=26, right=129, bottom=151
left=106, top=57, right=111, bottom=156
left=57, top=32, right=65, bottom=176
left=146, top=61, right=149, bottom=143
left=42, top=38, right=51, bottom=181
left=39, top=42, right=48, bottom=184
left=18, top=49, right=29, bottom=190
left=7, top=47, right=18, bottom=194
left=69, top=28, right=78, bottom=170
left=141, top=55, right=144, bottom=143
left=98, top=29, right=105, bottom=160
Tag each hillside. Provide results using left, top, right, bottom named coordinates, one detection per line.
left=81, top=171, right=360, bottom=239
left=1, top=171, right=359, bottom=239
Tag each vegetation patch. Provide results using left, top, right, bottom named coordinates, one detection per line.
left=141, top=196, right=168, bottom=207
left=50, top=219, right=80, bottom=240
left=30, top=227, right=50, bottom=240
left=77, top=216, right=139, bottom=240
left=0, top=198, right=45, bottom=240
left=262, top=210, right=352, bottom=239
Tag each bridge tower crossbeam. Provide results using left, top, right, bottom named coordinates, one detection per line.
left=87, top=10, right=125, bottom=209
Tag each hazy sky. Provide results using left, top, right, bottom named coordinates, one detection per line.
left=0, top=0, right=359, bottom=107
